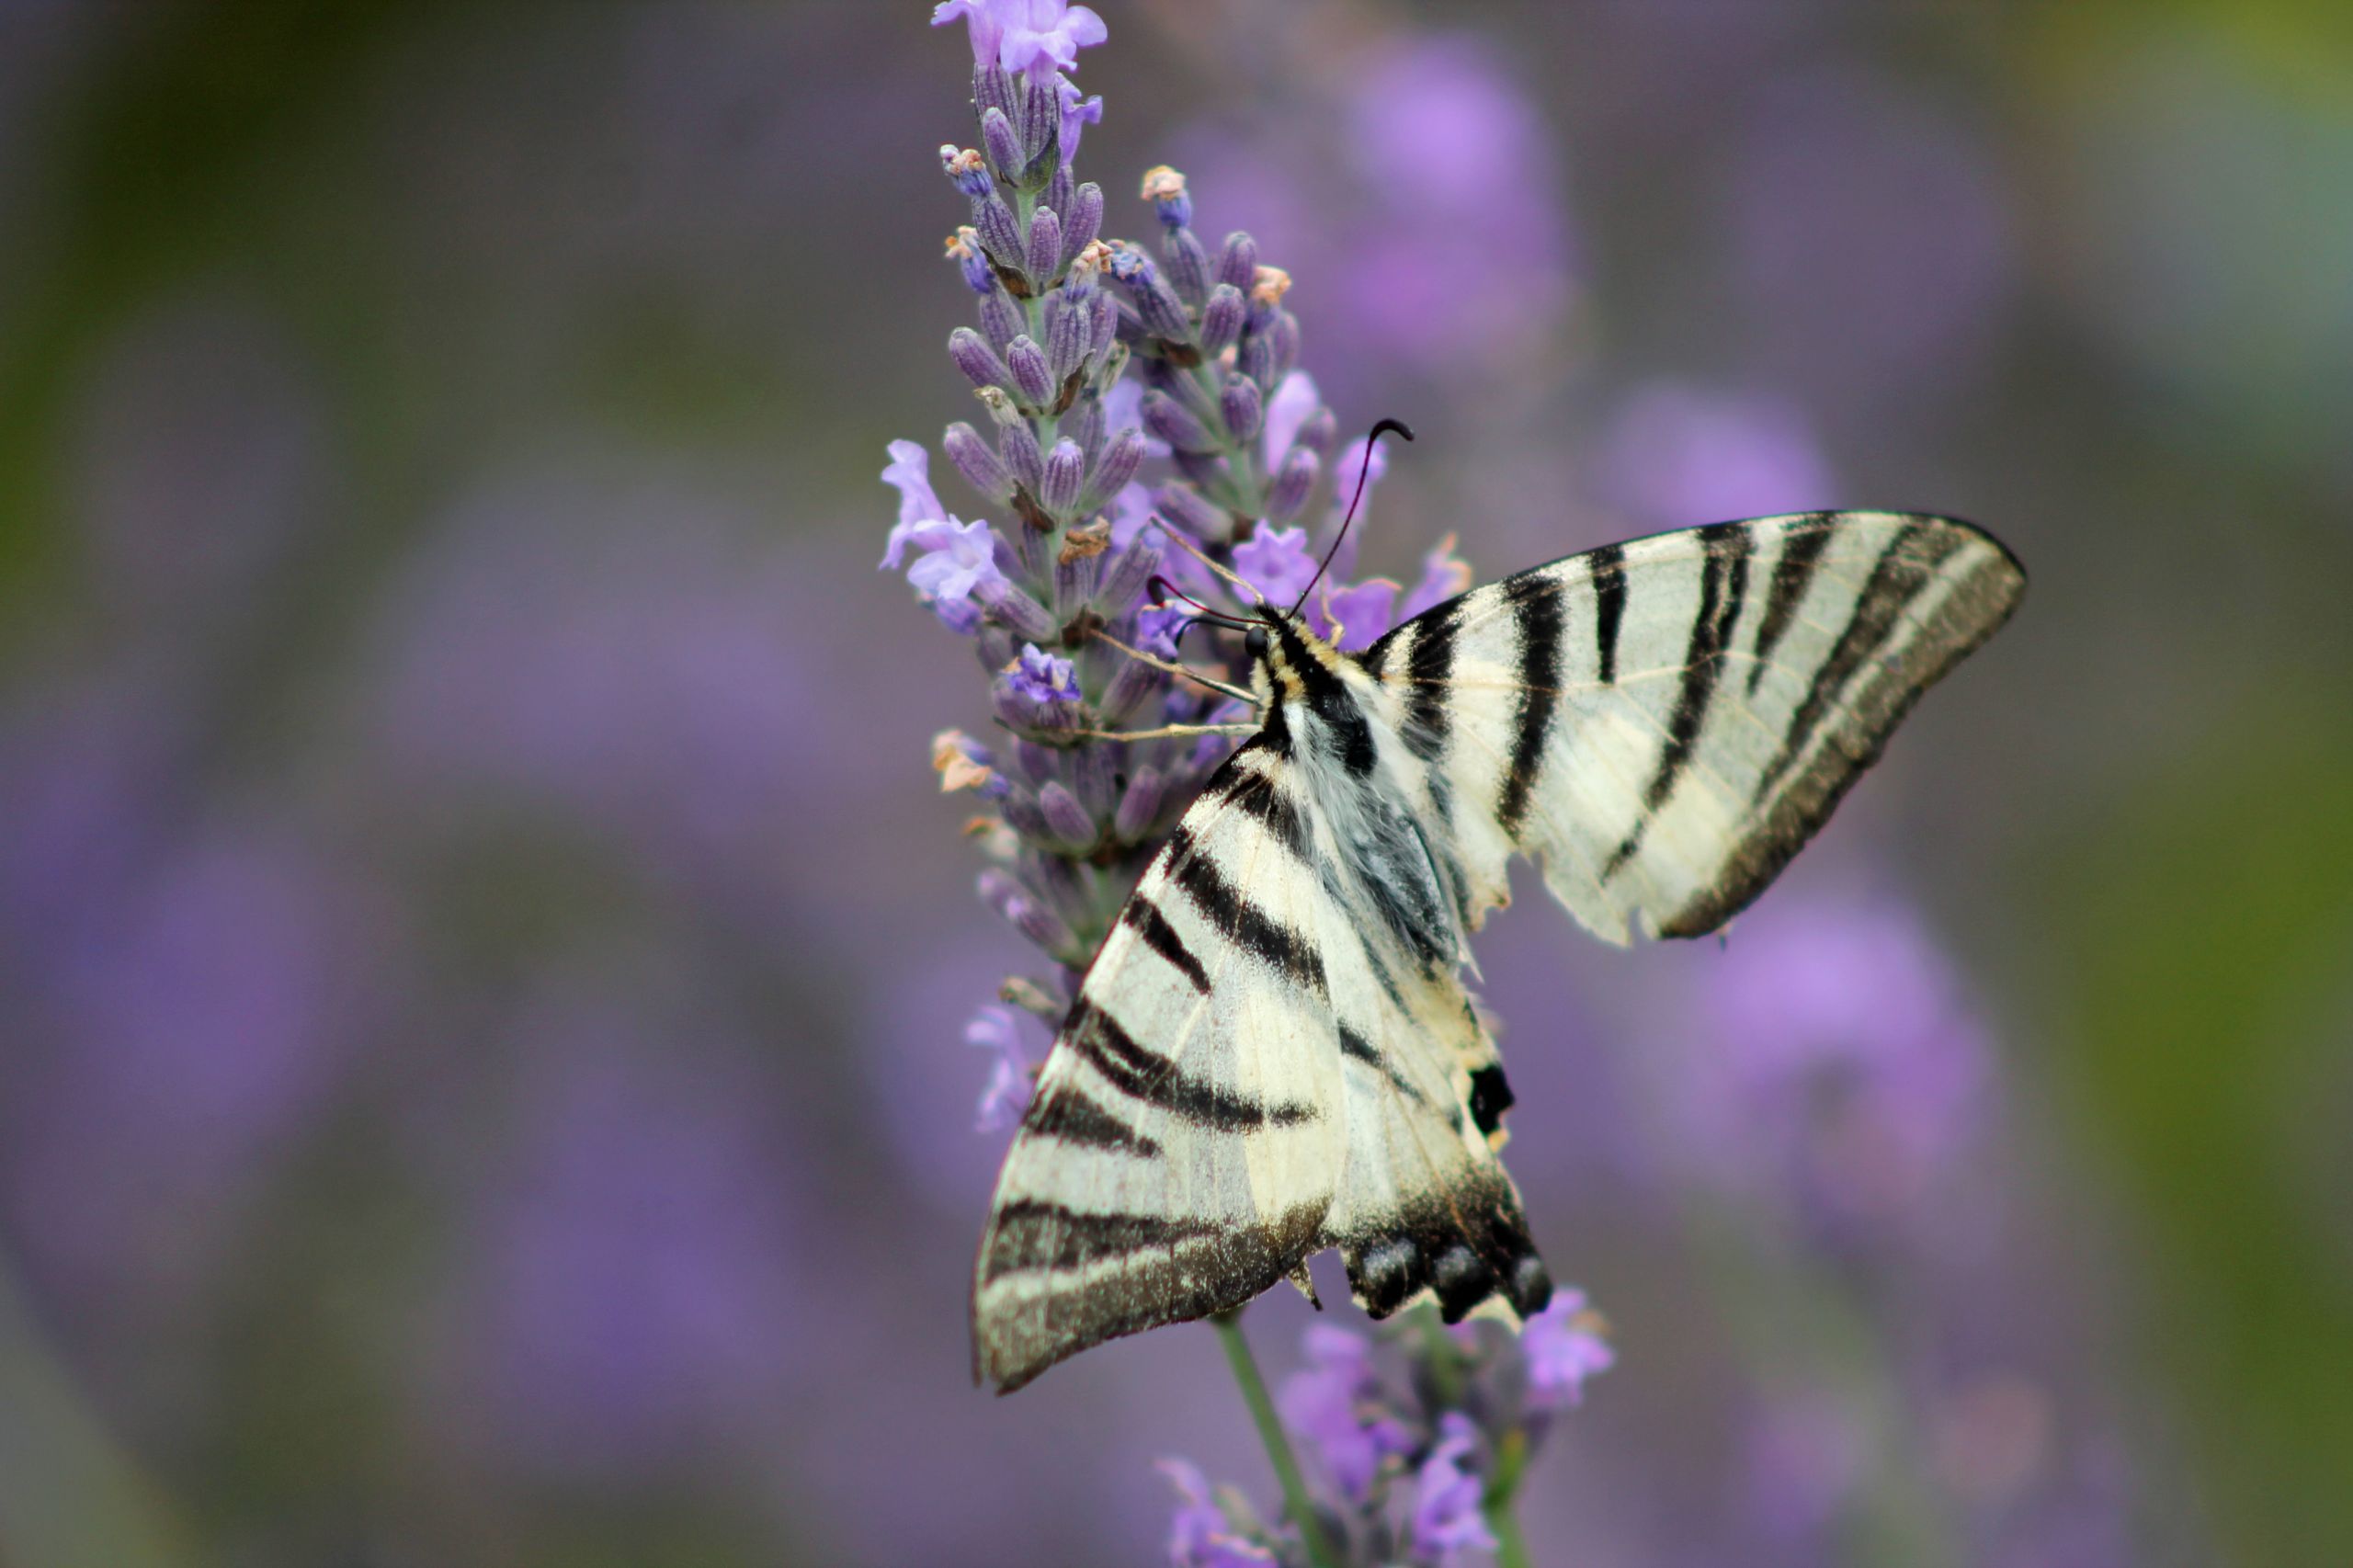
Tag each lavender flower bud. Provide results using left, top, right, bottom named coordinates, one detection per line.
left=1164, top=227, right=1211, bottom=310
left=1015, top=739, right=1058, bottom=788
left=1040, top=438, right=1086, bottom=515
left=1199, top=284, right=1245, bottom=357
left=975, top=623, right=1017, bottom=672
left=974, top=383, right=1023, bottom=428
left=1047, top=294, right=1093, bottom=382
left=949, top=227, right=996, bottom=294
left=1220, top=375, right=1264, bottom=444
left=1114, top=767, right=1166, bottom=839
left=998, top=790, right=1051, bottom=843
left=977, top=285, right=1022, bottom=352
left=974, top=62, right=1013, bottom=121
left=1096, top=523, right=1162, bottom=611
left=1297, top=406, right=1340, bottom=459
left=1081, top=427, right=1145, bottom=509
left=1037, top=782, right=1096, bottom=852
left=1005, top=335, right=1054, bottom=408
left=1026, top=207, right=1063, bottom=284
left=980, top=867, right=1075, bottom=955
left=1154, top=482, right=1224, bottom=538
left=1091, top=294, right=1122, bottom=361
left=1065, top=396, right=1106, bottom=467
left=1265, top=310, right=1302, bottom=381
left=1140, top=165, right=1193, bottom=229
left=1045, top=163, right=1075, bottom=220
left=1142, top=391, right=1216, bottom=454
left=944, top=420, right=1015, bottom=503
left=1134, top=273, right=1193, bottom=345
left=1072, top=744, right=1117, bottom=820
left=996, top=420, right=1046, bottom=499
left=1238, top=332, right=1274, bottom=389
left=1216, top=231, right=1259, bottom=290
left=1060, top=183, right=1105, bottom=268
left=975, top=577, right=1058, bottom=642
left=940, top=144, right=992, bottom=199
left=1098, top=652, right=1165, bottom=725
left=1019, top=73, right=1059, bottom=165
left=1266, top=445, right=1320, bottom=525
left=981, top=107, right=1023, bottom=182
left=975, top=193, right=1026, bottom=273
left=949, top=326, right=1012, bottom=392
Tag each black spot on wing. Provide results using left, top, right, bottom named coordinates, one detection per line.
left=1467, top=1064, right=1515, bottom=1138
left=1747, top=515, right=1834, bottom=696
left=1496, top=570, right=1565, bottom=841
left=1343, top=1176, right=1552, bottom=1323
left=1164, top=826, right=1328, bottom=1001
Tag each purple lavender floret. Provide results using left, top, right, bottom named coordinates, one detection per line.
left=1521, top=1290, right=1615, bottom=1412
left=1409, top=1414, right=1497, bottom=1564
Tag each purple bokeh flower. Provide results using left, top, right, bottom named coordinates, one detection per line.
left=1679, top=896, right=1993, bottom=1231
left=1277, top=1324, right=1416, bottom=1503
left=1410, top=1412, right=1497, bottom=1564
left=968, top=1003, right=1037, bottom=1131
left=934, top=0, right=1107, bottom=78
left=881, top=439, right=1010, bottom=633
left=1231, top=525, right=1317, bottom=607
left=1522, top=1290, right=1615, bottom=1412
left=1598, top=381, right=1836, bottom=528
left=1158, top=1459, right=1277, bottom=1567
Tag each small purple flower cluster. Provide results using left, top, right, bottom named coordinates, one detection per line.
left=1163, top=1300, right=1614, bottom=1567
left=895, top=0, right=1471, bottom=1126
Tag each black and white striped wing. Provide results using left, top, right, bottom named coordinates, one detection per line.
left=1363, top=511, right=2024, bottom=944
left=972, top=743, right=1348, bottom=1392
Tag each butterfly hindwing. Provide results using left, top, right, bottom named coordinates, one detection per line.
left=1363, top=511, right=2024, bottom=944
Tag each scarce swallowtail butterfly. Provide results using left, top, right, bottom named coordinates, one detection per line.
left=972, top=506, right=2024, bottom=1391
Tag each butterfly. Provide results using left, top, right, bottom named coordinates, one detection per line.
left=972, top=508, right=2025, bottom=1391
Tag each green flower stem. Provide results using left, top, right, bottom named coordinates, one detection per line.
left=1482, top=1425, right=1534, bottom=1568
left=1211, top=1309, right=1344, bottom=1568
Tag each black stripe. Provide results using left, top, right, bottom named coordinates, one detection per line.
left=1755, top=522, right=1960, bottom=804
left=1023, top=1086, right=1162, bottom=1156
left=1400, top=599, right=1461, bottom=761
left=1065, top=999, right=1314, bottom=1130
left=1339, top=1017, right=1425, bottom=1103
left=982, top=1199, right=1214, bottom=1279
left=1747, top=516, right=1833, bottom=696
left=1275, top=619, right=1377, bottom=777
left=1122, top=897, right=1210, bottom=994
left=1165, top=827, right=1327, bottom=1000
left=1221, top=771, right=1312, bottom=862
left=1496, top=571, right=1565, bottom=840
left=1587, top=544, right=1628, bottom=684
left=1604, top=524, right=1751, bottom=877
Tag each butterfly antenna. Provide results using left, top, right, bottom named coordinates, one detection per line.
left=1290, top=417, right=1415, bottom=619
left=1157, top=527, right=1267, bottom=605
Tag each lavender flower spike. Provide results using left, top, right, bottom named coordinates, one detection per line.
left=1411, top=1414, right=1499, bottom=1565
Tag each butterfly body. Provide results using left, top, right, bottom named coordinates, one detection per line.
left=973, top=511, right=2025, bottom=1392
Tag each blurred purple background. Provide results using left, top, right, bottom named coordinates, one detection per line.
left=2, top=4, right=2350, bottom=1564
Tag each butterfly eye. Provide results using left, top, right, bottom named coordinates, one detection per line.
left=1244, top=626, right=1269, bottom=662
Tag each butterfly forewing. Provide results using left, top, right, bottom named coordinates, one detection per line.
left=1365, top=511, right=2024, bottom=944
left=972, top=740, right=1349, bottom=1392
